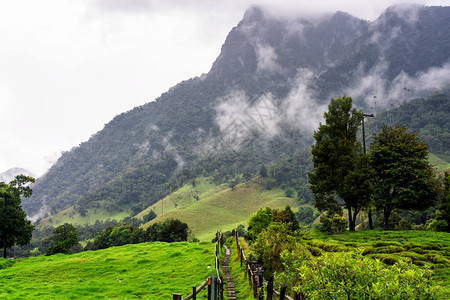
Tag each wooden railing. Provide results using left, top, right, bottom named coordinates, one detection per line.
left=233, top=230, right=294, bottom=300
left=173, top=232, right=224, bottom=300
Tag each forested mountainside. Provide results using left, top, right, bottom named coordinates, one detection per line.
left=368, top=91, right=450, bottom=156
left=23, top=4, right=450, bottom=220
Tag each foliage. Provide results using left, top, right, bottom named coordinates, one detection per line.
left=86, top=219, right=190, bottom=251
left=157, top=219, right=189, bottom=242
left=295, top=205, right=319, bottom=226
left=245, top=207, right=273, bottom=243
left=319, top=210, right=347, bottom=234
left=309, top=95, right=368, bottom=231
left=428, top=172, right=450, bottom=232
left=268, top=149, right=313, bottom=203
left=379, top=212, right=412, bottom=231
left=277, top=249, right=437, bottom=299
left=370, top=92, right=450, bottom=156
left=272, top=205, right=301, bottom=233
left=370, top=125, right=440, bottom=230
left=284, top=188, right=295, bottom=198
left=259, top=165, right=268, bottom=178
left=251, top=223, right=299, bottom=274
left=0, top=175, right=35, bottom=258
left=46, top=223, right=79, bottom=255
left=143, top=210, right=157, bottom=223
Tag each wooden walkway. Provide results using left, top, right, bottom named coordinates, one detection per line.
left=221, top=245, right=236, bottom=300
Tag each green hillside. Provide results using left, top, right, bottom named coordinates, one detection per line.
left=140, top=177, right=297, bottom=241
left=429, top=153, right=450, bottom=172
left=0, top=242, right=216, bottom=299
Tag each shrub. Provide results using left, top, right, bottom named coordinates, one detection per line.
left=277, top=249, right=437, bottom=299
left=284, top=188, right=295, bottom=198
left=251, top=223, right=301, bottom=274
left=319, top=213, right=347, bottom=234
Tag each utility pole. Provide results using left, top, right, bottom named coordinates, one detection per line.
left=363, top=113, right=374, bottom=229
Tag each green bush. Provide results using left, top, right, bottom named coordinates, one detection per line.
left=319, top=213, right=347, bottom=234
left=284, top=188, right=295, bottom=198
left=251, top=223, right=303, bottom=274
left=277, top=249, right=437, bottom=299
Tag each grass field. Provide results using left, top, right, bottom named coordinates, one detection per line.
left=429, top=153, right=450, bottom=172
left=141, top=177, right=297, bottom=241
left=0, top=242, right=217, bottom=299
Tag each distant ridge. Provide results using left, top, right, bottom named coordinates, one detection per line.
left=0, top=167, right=34, bottom=183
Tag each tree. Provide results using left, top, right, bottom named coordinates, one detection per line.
left=272, top=205, right=300, bottom=232
left=370, top=125, right=439, bottom=230
left=158, top=219, right=189, bottom=242
left=0, top=175, right=35, bottom=258
left=428, top=172, right=450, bottom=232
left=46, top=223, right=79, bottom=255
left=309, top=95, right=367, bottom=231
left=259, top=165, right=268, bottom=177
left=244, top=207, right=273, bottom=243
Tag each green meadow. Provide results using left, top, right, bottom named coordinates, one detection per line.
left=0, top=242, right=216, bottom=299
left=141, top=177, right=297, bottom=241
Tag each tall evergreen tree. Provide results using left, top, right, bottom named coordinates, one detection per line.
left=0, top=175, right=35, bottom=258
left=309, top=95, right=369, bottom=231
left=370, top=125, right=439, bottom=230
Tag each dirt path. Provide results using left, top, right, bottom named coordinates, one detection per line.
left=222, top=244, right=236, bottom=300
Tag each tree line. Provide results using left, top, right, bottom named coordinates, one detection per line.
left=309, top=95, right=444, bottom=232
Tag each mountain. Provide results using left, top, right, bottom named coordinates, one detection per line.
left=23, top=4, right=450, bottom=221
left=0, top=168, right=34, bottom=184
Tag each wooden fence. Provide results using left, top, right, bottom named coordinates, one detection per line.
left=233, top=231, right=296, bottom=300
left=173, top=232, right=224, bottom=300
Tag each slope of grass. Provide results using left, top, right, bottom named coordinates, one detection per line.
left=142, top=177, right=297, bottom=241
left=0, top=242, right=216, bottom=299
left=38, top=205, right=131, bottom=228
left=429, top=153, right=450, bottom=172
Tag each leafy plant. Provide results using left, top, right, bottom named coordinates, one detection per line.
left=46, top=223, right=79, bottom=255
left=277, top=249, right=437, bottom=299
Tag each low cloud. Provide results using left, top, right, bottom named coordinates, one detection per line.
left=347, top=62, right=450, bottom=108
left=282, top=70, right=327, bottom=133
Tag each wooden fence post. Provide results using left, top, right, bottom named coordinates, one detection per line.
left=173, top=293, right=182, bottom=300
left=279, top=283, right=286, bottom=300
left=192, top=286, right=197, bottom=300
left=208, top=276, right=212, bottom=300
left=253, top=274, right=258, bottom=298
left=267, top=275, right=274, bottom=300
left=211, top=273, right=215, bottom=300
left=245, top=261, right=248, bottom=279
left=248, top=269, right=252, bottom=286
left=240, top=247, right=243, bottom=267
left=220, top=276, right=224, bottom=300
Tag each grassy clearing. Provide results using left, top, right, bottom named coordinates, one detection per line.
left=429, top=153, right=450, bottom=172
left=0, top=242, right=217, bottom=299
left=38, top=205, right=131, bottom=228
left=143, top=177, right=297, bottom=241
left=304, top=230, right=450, bottom=298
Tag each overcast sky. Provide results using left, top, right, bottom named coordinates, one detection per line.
left=0, top=0, right=448, bottom=177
